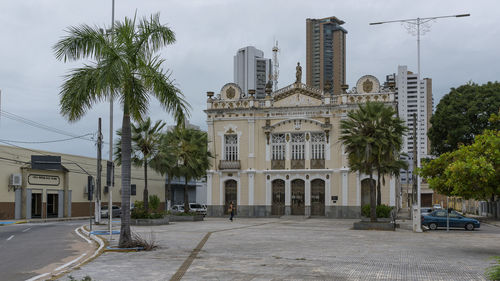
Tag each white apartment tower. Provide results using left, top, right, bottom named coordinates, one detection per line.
left=386, top=65, right=432, bottom=185
left=234, top=46, right=272, bottom=99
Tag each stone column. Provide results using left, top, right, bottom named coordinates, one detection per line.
left=248, top=172, right=255, bottom=216
left=285, top=177, right=291, bottom=215
left=305, top=178, right=311, bottom=217
left=207, top=173, right=213, bottom=205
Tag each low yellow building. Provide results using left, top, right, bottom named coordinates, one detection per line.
left=0, top=144, right=166, bottom=220
left=205, top=73, right=399, bottom=218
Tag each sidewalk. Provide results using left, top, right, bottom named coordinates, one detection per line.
left=466, top=214, right=500, bottom=227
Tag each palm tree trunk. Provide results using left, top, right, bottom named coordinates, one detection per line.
left=369, top=172, right=377, bottom=222
left=165, top=175, right=172, bottom=211
left=144, top=161, right=149, bottom=212
left=119, top=114, right=132, bottom=247
left=377, top=170, right=381, bottom=206
left=184, top=176, right=189, bottom=213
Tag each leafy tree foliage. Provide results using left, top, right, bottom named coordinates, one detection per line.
left=421, top=128, right=500, bottom=201
left=428, top=81, right=500, bottom=156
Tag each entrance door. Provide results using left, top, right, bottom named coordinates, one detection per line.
left=47, top=193, right=58, bottom=218
left=31, top=193, right=42, bottom=218
left=311, top=179, right=325, bottom=216
left=271, top=179, right=285, bottom=216
left=224, top=180, right=237, bottom=215
left=291, top=179, right=305, bottom=215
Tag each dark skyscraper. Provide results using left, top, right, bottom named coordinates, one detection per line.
left=306, top=17, right=347, bottom=94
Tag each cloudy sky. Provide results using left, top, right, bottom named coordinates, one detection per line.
left=0, top=0, right=498, bottom=159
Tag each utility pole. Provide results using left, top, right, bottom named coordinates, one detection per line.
left=96, top=118, right=102, bottom=224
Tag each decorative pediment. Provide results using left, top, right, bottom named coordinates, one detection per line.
left=272, top=83, right=324, bottom=107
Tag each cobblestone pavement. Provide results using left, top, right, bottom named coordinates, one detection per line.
left=61, top=218, right=500, bottom=281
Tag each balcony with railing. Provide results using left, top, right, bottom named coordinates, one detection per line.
left=291, top=159, right=305, bottom=169
left=218, top=160, right=241, bottom=170
left=271, top=159, right=285, bottom=170
left=310, top=159, right=325, bottom=169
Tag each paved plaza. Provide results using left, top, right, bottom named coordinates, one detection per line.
left=61, top=218, right=500, bottom=281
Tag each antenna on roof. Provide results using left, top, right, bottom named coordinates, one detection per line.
left=271, top=40, right=280, bottom=91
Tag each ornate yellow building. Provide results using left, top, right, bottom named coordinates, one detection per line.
left=205, top=71, right=398, bottom=218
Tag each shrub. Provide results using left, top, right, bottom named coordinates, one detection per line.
left=131, top=200, right=166, bottom=219
left=149, top=194, right=160, bottom=211
left=361, top=204, right=394, bottom=218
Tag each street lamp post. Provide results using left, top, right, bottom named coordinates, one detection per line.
left=370, top=13, right=470, bottom=232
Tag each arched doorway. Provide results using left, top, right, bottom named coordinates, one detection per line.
left=224, top=180, right=237, bottom=215
left=361, top=178, right=376, bottom=207
left=271, top=179, right=285, bottom=216
left=311, top=179, right=325, bottom=216
left=291, top=179, right=305, bottom=215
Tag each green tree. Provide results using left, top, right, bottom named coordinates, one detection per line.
left=54, top=14, right=188, bottom=246
left=115, top=118, right=166, bottom=212
left=168, top=127, right=211, bottom=212
left=341, top=102, right=406, bottom=221
left=421, top=128, right=500, bottom=218
left=150, top=129, right=181, bottom=210
left=428, top=81, right=500, bottom=156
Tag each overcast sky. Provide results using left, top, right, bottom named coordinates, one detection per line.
left=0, top=0, right=498, bottom=159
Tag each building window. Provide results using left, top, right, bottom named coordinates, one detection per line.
left=291, top=133, right=305, bottom=160
left=224, top=134, right=238, bottom=161
left=311, top=132, right=325, bottom=159
left=272, top=133, right=286, bottom=160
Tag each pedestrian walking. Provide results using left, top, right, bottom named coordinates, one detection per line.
left=229, top=201, right=234, bottom=221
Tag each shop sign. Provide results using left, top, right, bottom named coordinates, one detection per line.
left=28, top=174, right=60, bottom=186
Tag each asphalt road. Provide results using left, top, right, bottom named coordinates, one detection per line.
left=0, top=220, right=89, bottom=281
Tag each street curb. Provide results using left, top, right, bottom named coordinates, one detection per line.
left=26, top=225, right=106, bottom=281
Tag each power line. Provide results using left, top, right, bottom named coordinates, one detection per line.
left=0, top=109, right=98, bottom=143
left=0, top=134, right=93, bottom=144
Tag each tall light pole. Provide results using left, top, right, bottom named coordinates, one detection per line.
left=370, top=13, right=470, bottom=232
left=108, top=0, right=115, bottom=239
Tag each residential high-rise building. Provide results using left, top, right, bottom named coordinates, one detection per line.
left=306, top=16, right=347, bottom=94
left=234, top=46, right=272, bottom=99
left=386, top=65, right=433, bottom=206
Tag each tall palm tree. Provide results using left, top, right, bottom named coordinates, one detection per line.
left=169, top=126, right=212, bottom=212
left=115, top=118, right=166, bottom=212
left=54, top=14, right=188, bottom=246
left=340, top=102, right=406, bottom=221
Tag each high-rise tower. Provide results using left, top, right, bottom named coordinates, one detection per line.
left=306, top=17, right=347, bottom=94
left=234, top=46, right=272, bottom=99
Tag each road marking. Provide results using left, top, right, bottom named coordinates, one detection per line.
left=22, top=227, right=32, bottom=232
left=75, top=226, right=92, bottom=244
left=54, top=253, right=87, bottom=271
left=25, top=272, right=49, bottom=281
left=6, top=235, right=14, bottom=241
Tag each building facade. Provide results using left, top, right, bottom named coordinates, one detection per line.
left=205, top=71, right=398, bottom=218
left=385, top=65, right=433, bottom=207
left=0, top=145, right=166, bottom=220
left=306, top=16, right=347, bottom=95
left=234, top=46, right=272, bottom=99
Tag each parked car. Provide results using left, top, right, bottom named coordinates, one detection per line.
left=189, top=203, right=207, bottom=216
left=101, top=205, right=121, bottom=218
left=171, top=205, right=185, bottom=214
left=421, top=209, right=480, bottom=231
left=432, top=204, right=443, bottom=210
left=421, top=207, right=433, bottom=216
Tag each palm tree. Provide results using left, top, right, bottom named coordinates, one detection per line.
left=150, top=130, right=180, bottom=211
left=54, top=14, right=188, bottom=246
left=340, top=102, right=406, bottom=221
left=115, top=118, right=165, bottom=212
left=372, top=106, right=408, bottom=205
left=169, top=126, right=212, bottom=213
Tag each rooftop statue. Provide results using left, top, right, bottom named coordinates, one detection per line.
left=296, top=62, right=302, bottom=84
